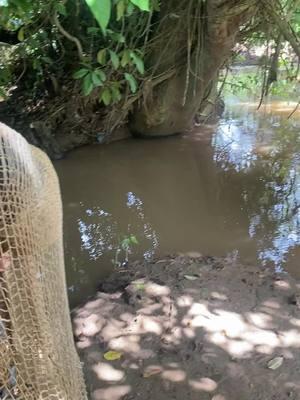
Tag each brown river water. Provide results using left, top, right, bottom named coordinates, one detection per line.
left=55, top=97, right=300, bottom=307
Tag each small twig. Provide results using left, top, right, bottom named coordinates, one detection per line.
left=257, top=41, right=270, bottom=110
left=49, top=105, right=65, bottom=118
left=217, top=65, right=229, bottom=97
left=182, top=2, right=193, bottom=106
left=14, top=58, right=27, bottom=85
left=143, top=11, right=153, bottom=50
left=53, top=12, right=84, bottom=60
left=288, top=100, right=300, bottom=119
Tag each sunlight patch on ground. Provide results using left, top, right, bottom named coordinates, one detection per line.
left=73, top=256, right=300, bottom=399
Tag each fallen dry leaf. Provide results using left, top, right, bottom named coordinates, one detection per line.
left=184, top=274, right=199, bottom=281
left=156, top=259, right=169, bottom=264
left=103, top=351, right=123, bottom=361
left=267, top=356, right=284, bottom=370
left=143, top=366, right=163, bottom=378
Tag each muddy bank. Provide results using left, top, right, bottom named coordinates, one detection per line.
left=72, top=254, right=300, bottom=400
left=0, top=82, right=224, bottom=160
left=0, top=86, right=131, bottom=159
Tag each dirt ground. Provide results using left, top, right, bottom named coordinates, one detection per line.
left=72, top=253, right=300, bottom=400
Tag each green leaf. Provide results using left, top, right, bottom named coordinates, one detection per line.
left=101, top=88, right=112, bottom=105
left=97, top=49, right=107, bottom=65
left=103, top=350, right=123, bottom=361
left=12, top=0, right=31, bottom=12
left=130, top=0, right=149, bottom=11
left=109, top=50, right=119, bottom=70
left=0, top=87, right=7, bottom=99
left=84, top=0, right=111, bottom=33
left=130, top=235, right=138, bottom=244
left=116, top=0, right=125, bottom=20
left=124, top=72, right=137, bottom=93
left=108, top=31, right=125, bottom=43
left=82, top=73, right=94, bottom=95
left=73, top=68, right=89, bottom=79
left=121, top=49, right=131, bottom=67
left=87, top=27, right=100, bottom=34
left=152, top=0, right=160, bottom=11
left=91, top=71, right=103, bottom=86
left=41, top=56, right=53, bottom=64
left=17, top=27, right=24, bottom=41
left=130, top=51, right=144, bottom=74
left=55, top=3, right=67, bottom=16
left=32, top=59, right=41, bottom=71
left=111, top=85, right=122, bottom=102
left=95, top=69, right=106, bottom=81
left=121, top=238, right=130, bottom=249
left=126, top=2, right=134, bottom=15
left=133, top=281, right=145, bottom=290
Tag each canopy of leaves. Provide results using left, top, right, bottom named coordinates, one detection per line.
left=0, top=0, right=299, bottom=128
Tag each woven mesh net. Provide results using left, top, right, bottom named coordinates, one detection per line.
left=0, top=122, right=87, bottom=399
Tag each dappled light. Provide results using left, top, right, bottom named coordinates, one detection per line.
left=73, top=254, right=300, bottom=399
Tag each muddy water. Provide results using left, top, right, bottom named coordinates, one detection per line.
left=55, top=98, right=300, bottom=307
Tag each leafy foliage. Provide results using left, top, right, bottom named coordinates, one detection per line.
left=0, top=0, right=156, bottom=103
left=113, top=234, right=139, bottom=267
left=0, top=0, right=299, bottom=125
left=84, top=0, right=112, bottom=33
left=222, top=67, right=299, bottom=100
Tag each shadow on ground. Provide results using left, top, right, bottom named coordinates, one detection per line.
left=72, top=254, right=300, bottom=400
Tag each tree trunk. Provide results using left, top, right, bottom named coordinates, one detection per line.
left=130, top=0, right=258, bottom=137
left=195, top=74, right=224, bottom=125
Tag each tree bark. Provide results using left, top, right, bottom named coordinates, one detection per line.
left=130, top=0, right=258, bottom=137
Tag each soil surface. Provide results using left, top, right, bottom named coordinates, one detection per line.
left=72, top=253, right=300, bottom=400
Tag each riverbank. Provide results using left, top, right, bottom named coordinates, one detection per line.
left=0, top=81, right=224, bottom=160
left=0, top=85, right=132, bottom=160
left=72, top=253, right=300, bottom=400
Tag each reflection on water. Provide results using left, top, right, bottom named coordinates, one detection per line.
left=214, top=100, right=300, bottom=273
left=126, top=191, right=159, bottom=260
left=213, top=119, right=258, bottom=171
left=77, top=192, right=158, bottom=262
left=78, top=206, right=114, bottom=259
left=55, top=98, right=300, bottom=307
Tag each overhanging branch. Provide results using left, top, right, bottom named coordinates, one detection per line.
left=52, top=12, right=84, bottom=61
left=266, top=3, right=300, bottom=59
